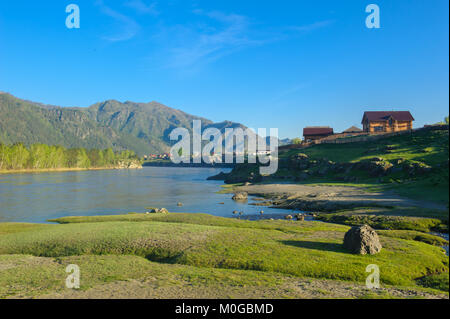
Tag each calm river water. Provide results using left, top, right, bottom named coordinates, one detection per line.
left=0, top=167, right=293, bottom=223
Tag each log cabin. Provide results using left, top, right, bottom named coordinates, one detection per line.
left=362, top=111, right=414, bottom=133
left=303, top=126, right=334, bottom=142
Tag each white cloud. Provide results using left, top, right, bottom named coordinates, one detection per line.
left=96, top=0, right=140, bottom=42
left=161, top=10, right=266, bottom=69
left=124, top=0, right=159, bottom=15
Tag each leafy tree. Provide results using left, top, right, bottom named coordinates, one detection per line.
left=0, top=143, right=139, bottom=171
left=103, top=148, right=116, bottom=167
left=9, top=143, right=29, bottom=169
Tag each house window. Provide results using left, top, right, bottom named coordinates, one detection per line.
left=374, top=126, right=384, bottom=132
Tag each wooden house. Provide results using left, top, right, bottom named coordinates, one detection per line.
left=362, top=111, right=414, bottom=133
left=303, top=127, right=334, bottom=142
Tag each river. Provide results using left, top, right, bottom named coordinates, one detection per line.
left=0, top=167, right=294, bottom=223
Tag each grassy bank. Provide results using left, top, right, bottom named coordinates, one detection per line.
left=0, top=213, right=448, bottom=298
left=222, top=128, right=449, bottom=205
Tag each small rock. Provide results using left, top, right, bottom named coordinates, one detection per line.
left=177, top=202, right=183, bottom=207
left=232, top=211, right=239, bottom=215
left=150, top=208, right=169, bottom=214
left=343, top=225, right=382, bottom=255
left=260, top=210, right=264, bottom=215
left=232, top=192, right=248, bottom=201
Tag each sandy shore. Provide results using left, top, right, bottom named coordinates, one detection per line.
left=233, top=183, right=447, bottom=211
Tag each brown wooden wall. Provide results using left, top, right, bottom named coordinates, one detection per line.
left=363, top=120, right=413, bottom=133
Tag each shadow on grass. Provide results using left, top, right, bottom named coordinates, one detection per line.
left=281, top=240, right=347, bottom=253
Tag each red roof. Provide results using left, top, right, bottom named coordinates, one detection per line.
left=303, top=127, right=334, bottom=136
left=362, top=111, right=414, bottom=123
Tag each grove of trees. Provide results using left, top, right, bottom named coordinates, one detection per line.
left=0, top=143, right=139, bottom=171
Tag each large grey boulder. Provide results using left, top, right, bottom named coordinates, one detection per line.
left=343, top=225, right=382, bottom=255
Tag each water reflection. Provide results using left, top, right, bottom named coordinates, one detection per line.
left=0, top=167, right=293, bottom=223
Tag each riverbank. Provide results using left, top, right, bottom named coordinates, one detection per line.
left=143, top=160, right=234, bottom=169
left=0, top=164, right=142, bottom=175
left=0, top=212, right=448, bottom=299
left=223, top=183, right=449, bottom=233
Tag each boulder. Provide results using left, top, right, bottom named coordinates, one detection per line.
left=343, top=225, right=382, bottom=255
left=290, top=153, right=310, bottom=169
left=232, top=192, right=248, bottom=201
left=403, top=161, right=432, bottom=176
left=150, top=208, right=169, bottom=214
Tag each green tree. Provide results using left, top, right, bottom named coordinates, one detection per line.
left=9, top=143, right=30, bottom=169
left=88, top=149, right=105, bottom=167
left=74, top=148, right=91, bottom=168
left=103, top=148, right=116, bottom=167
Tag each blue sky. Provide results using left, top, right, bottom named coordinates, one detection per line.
left=0, top=0, right=448, bottom=139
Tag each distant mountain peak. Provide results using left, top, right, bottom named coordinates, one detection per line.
left=0, top=92, right=247, bottom=156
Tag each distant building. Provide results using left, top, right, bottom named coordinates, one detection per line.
left=303, top=126, right=334, bottom=142
left=362, top=111, right=414, bottom=133
left=342, top=126, right=363, bottom=134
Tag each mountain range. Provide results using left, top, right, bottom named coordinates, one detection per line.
left=0, top=92, right=246, bottom=156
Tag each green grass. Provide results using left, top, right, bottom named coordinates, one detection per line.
left=317, top=211, right=447, bottom=233
left=382, top=178, right=450, bottom=204
left=377, top=230, right=448, bottom=246
left=416, top=273, right=449, bottom=292
left=280, top=129, right=449, bottom=165
left=0, top=223, right=55, bottom=235
left=0, top=254, right=294, bottom=298
left=49, top=212, right=350, bottom=234
left=1, top=214, right=448, bottom=289
left=277, top=129, right=449, bottom=205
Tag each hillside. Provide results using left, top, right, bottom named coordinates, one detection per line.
left=218, top=127, right=449, bottom=204
left=0, top=92, right=246, bottom=155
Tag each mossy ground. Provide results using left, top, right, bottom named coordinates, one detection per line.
left=0, top=213, right=448, bottom=298
left=316, top=207, right=449, bottom=233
